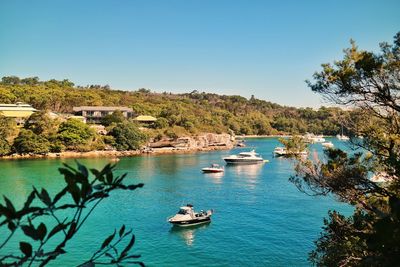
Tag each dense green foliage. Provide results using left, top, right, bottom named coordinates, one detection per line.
left=13, top=129, right=50, bottom=154
left=292, top=32, right=400, bottom=266
left=0, top=163, right=144, bottom=266
left=0, top=76, right=351, bottom=137
left=278, top=136, right=308, bottom=155
left=108, top=122, right=148, bottom=151
left=0, top=115, right=16, bottom=156
left=57, top=119, right=96, bottom=151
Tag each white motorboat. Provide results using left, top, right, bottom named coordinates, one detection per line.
left=273, top=146, right=307, bottom=157
left=168, top=204, right=213, bottom=227
left=202, top=164, right=224, bottom=173
left=322, top=141, right=334, bottom=148
left=273, top=146, right=287, bottom=156
left=223, top=150, right=264, bottom=165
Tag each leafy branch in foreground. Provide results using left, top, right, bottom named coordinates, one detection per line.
left=0, top=162, right=144, bottom=266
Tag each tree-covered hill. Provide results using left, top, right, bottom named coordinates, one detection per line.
left=0, top=76, right=350, bottom=136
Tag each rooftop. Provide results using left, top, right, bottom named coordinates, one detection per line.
left=73, top=106, right=133, bottom=112
left=135, top=115, right=157, bottom=122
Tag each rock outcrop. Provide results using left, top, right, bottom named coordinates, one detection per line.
left=148, top=133, right=234, bottom=151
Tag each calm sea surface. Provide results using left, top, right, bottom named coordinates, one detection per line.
left=0, top=138, right=352, bottom=266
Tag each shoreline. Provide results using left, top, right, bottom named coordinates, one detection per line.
left=0, top=145, right=232, bottom=161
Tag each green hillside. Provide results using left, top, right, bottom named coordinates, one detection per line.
left=0, top=76, right=350, bottom=137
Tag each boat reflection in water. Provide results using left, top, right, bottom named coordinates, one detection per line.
left=203, top=171, right=224, bottom=184
left=169, top=223, right=211, bottom=246
left=227, top=163, right=263, bottom=178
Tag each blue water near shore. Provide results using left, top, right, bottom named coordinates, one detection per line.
left=0, top=138, right=352, bottom=266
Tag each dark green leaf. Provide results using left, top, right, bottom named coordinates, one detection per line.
left=0, top=203, right=12, bottom=218
left=47, top=222, right=69, bottom=240
left=119, top=224, right=125, bottom=237
left=37, top=222, right=47, bottom=241
left=8, top=221, right=16, bottom=231
left=23, top=190, right=36, bottom=209
left=67, top=183, right=81, bottom=205
left=19, top=242, right=32, bottom=257
left=101, top=230, right=116, bottom=250
left=53, top=187, right=68, bottom=205
left=106, top=172, right=113, bottom=184
left=76, top=161, right=89, bottom=179
left=127, top=183, right=144, bottom=190
left=21, top=224, right=39, bottom=241
left=66, top=221, right=77, bottom=240
left=3, top=196, right=16, bottom=215
left=119, top=234, right=135, bottom=260
left=40, top=188, right=52, bottom=206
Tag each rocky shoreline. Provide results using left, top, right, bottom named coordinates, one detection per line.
left=0, top=133, right=235, bottom=160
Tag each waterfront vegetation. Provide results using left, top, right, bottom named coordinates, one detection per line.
left=0, top=76, right=357, bottom=156
left=291, top=32, right=400, bottom=266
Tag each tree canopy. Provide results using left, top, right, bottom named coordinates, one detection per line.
left=292, top=32, right=400, bottom=266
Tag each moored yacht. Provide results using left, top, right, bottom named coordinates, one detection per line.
left=223, top=150, right=264, bottom=165
left=168, top=204, right=213, bottom=226
left=273, top=147, right=307, bottom=157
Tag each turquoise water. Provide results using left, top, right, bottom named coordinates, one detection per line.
left=0, top=138, right=352, bottom=266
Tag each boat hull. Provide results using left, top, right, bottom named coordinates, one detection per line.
left=202, top=169, right=224, bottom=173
left=169, top=217, right=211, bottom=227
left=224, top=159, right=264, bottom=165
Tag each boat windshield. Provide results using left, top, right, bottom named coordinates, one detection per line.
left=178, top=209, right=188, bottom=215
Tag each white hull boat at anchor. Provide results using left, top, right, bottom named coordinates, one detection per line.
left=202, top=164, right=224, bottom=173
left=168, top=204, right=213, bottom=227
left=223, top=150, right=264, bottom=165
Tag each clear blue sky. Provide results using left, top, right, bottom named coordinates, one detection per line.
left=0, top=0, right=399, bottom=107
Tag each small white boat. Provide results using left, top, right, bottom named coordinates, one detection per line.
left=336, top=134, right=350, bottom=141
left=273, top=146, right=287, bottom=156
left=202, top=164, right=224, bottom=173
left=273, top=147, right=307, bottom=157
left=322, top=141, right=334, bottom=148
left=303, top=133, right=325, bottom=143
left=223, top=150, right=264, bottom=165
left=168, top=204, right=213, bottom=227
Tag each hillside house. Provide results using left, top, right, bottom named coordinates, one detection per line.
left=72, top=106, right=133, bottom=123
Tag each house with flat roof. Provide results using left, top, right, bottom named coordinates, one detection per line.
left=0, top=103, right=36, bottom=124
left=72, top=106, right=133, bottom=123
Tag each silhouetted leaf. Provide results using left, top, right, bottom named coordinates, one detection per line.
left=119, top=234, right=135, bottom=260
left=23, top=190, right=36, bottom=209
left=20, top=242, right=32, bottom=257
left=56, top=204, right=78, bottom=210
left=119, top=224, right=125, bottom=237
left=127, top=183, right=144, bottom=190
left=67, top=183, right=81, bottom=205
left=76, top=161, right=89, bottom=179
left=37, top=222, right=47, bottom=241
left=66, top=221, right=77, bottom=240
left=101, top=230, right=116, bottom=250
left=0, top=203, right=12, bottom=218
left=53, top=187, right=68, bottom=205
left=106, top=172, right=113, bottom=184
left=3, top=196, right=16, bottom=215
left=47, top=222, right=69, bottom=240
left=21, top=224, right=39, bottom=241
left=8, top=221, right=16, bottom=231
left=40, top=188, right=52, bottom=206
